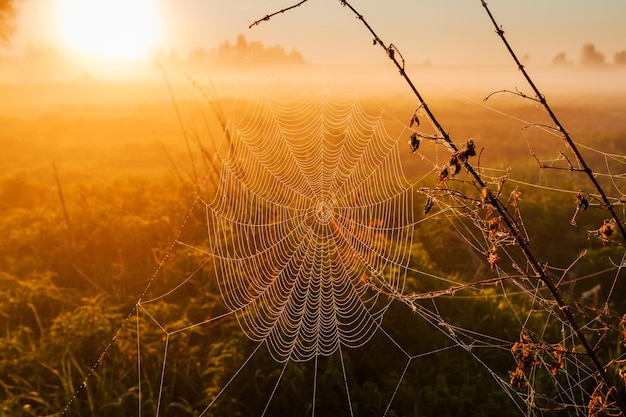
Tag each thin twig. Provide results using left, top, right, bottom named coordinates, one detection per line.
left=53, top=162, right=75, bottom=250
left=520, top=123, right=560, bottom=133
left=484, top=88, right=541, bottom=103
left=529, top=148, right=585, bottom=172
left=559, top=151, right=577, bottom=171
left=411, top=131, right=439, bottom=141
left=249, top=0, right=310, bottom=28
left=158, top=61, right=200, bottom=192
left=481, top=1, right=626, bottom=412
left=250, top=0, right=626, bottom=411
left=374, top=275, right=526, bottom=301
left=481, top=0, right=626, bottom=243
left=556, top=250, right=586, bottom=287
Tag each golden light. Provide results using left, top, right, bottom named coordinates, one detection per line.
left=57, top=0, right=160, bottom=60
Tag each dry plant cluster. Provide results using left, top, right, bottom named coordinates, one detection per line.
left=250, top=1, right=626, bottom=415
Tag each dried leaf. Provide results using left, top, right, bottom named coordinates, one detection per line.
left=488, top=218, right=500, bottom=241
left=576, top=191, right=589, bottom=211
left=423, top=196, right=434, bottom=214
left=437, top=166, right=449, bottom=185
left=465, top=138, right=476, bottom=157
left=484, top=205, right=494, bottom=220
left=511, top=336, right=539, bottom=368
left=450, top=154, right=462, bottom=175
left=409, top=132, right=420, bottom=153
left=448, top=139, right=477, bottom=177
left=587, top=383, right=617, bottom=417
left=481, top=187, right=491, bottom=204
left=508, top=368, right=526, bottom=389
left=510, top=187, right=522, bottom=207
left=550, top=345, right=566, bottom=376
left=599, top=219, right=615, bottom=243
left=487, top=250, right=499, bottom=270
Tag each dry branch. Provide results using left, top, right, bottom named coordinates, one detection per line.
left=481, top=0, right=626, bottom=243
left=250, top=0, right=626, bottom=412
left=249, top=0, right=310, bottom=28
left=480, top=0, right=626, bottom=412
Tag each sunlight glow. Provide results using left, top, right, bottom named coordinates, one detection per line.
left=57, top=0, right=160, bottom=60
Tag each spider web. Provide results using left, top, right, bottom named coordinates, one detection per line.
left=62, top=84, right=626, bottom=417
left=206, top=89, right=416, bottom=362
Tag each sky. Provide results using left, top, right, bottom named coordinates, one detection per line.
left=7, top=0, right=626, bottom=67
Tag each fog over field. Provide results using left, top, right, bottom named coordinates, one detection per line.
left=2, top=2, right=626, bottom=416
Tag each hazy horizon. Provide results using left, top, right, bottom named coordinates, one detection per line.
left=6, top=1, right=626, bottom=67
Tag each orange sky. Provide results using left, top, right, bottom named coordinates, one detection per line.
left=6, top=0, right=626, bottom=67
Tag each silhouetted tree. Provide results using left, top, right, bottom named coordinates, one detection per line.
left=0, top=0, right=19, bottom=43
left=236, top=33, right=247, bottom=53
left=580, top=43, right=606, bottom=66
left=614, top=50, right=626, bottom=66
left=210, top=35, right=305, bottom=67
left=552, top=52, right=571, bottom=66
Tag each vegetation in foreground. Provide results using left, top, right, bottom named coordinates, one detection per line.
left=1, top=95, right=626, bottom=416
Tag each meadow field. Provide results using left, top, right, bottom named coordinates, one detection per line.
left=1, top=73, right=626, bottom=416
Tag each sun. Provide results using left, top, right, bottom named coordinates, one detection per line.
left=57, top=0, right=160, bottom=61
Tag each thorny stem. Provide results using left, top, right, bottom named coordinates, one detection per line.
left=480, top=0, right=626, bottom=243
left=251, top=0, right=626, bottom=412
left=481, top=2, right=626, bottom=412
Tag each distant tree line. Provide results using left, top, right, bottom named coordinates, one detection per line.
left=553, top=42, right=626, bottom=67
left=187, top=34, right=306, bottom=68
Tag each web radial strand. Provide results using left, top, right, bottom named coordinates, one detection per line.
left=207, top=89, right=416, bottom=362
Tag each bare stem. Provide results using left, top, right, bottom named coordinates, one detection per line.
left=484, top=88, right=541, bottom=103
left=251, top=0, right=626, bottom=411
left=480, top=0, right=625, bottom=412
left=480, top=0, right=626, bottom=244
left=249, top=0, right=310, bottom=28
left=53, top=162, right=75, bottom=250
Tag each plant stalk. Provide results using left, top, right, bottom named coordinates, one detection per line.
left=339, top=0, right=626, bottom=413
left=480, top=0, right=626, bottom=243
